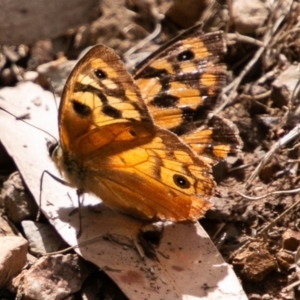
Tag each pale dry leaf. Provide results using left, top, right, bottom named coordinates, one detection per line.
left=0, top=82, right=247, bottom=300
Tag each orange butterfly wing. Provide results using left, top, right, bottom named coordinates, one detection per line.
left=133, top=26, right=242, bottom=162
left=53, top=45, right=214, bottom=221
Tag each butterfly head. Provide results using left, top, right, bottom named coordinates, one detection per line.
left=47, top=140, right=65, bottom=174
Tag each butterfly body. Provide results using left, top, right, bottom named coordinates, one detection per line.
left=52, top=25, right=241, bottom=222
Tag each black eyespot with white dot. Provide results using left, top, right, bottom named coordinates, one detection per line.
left=177, top=50, right=195, bottom=62
left=173, top=174, right=191, bottom=189
left=94, top=69, right=106, bottom=79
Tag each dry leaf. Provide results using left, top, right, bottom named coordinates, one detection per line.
left=0, top=82, right=247, bottom=299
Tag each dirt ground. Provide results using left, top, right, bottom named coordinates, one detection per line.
left=1, top=0, right=300, bottom=299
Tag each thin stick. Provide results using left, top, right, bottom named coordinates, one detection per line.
left=238, top=186, right=300, bottom=201
left=226, top=33, right=265, bottom=47
left=246, top=123, right=300, bottom=186
left=123, top=22, right=162, bottom=58
left=215, top=1, right=290, bottom=114
left=257, top=199, right=300, bottom=237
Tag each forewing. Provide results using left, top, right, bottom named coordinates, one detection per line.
left=59, top=45, right=154, bottom=153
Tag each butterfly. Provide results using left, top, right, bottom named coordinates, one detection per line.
left=50, top=25, right=242, bottom=222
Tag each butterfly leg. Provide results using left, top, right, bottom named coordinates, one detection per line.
left=75, top=189, right=85, bottom=238
left=38, top=170, right=71, bottom=221
left=39, top=170, right=83, bottom=236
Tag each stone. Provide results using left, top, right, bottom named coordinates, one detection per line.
left=11, top=254, right=94, bottom=300
left=272, top=64, right=300, bottom=108
left=232, top=241, right=278, bottom=281
left=22, top=221, right=67, bottom=255
left=2, top=172, right=38, bottom=223
left=0, top=236, right=28, bottom=288
left=231, top=0, right=268, bottom=34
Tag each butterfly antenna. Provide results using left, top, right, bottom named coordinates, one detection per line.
left=0, top=106, right=58, bottom=144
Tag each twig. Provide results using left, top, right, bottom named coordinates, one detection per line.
left=230, top=192, right=300, bottom=260
left=256, top=69, right=279, bottom=85
left=123, top=22, right=162, bottom=58
left=226, top=33, right=265, bottom=47
left=214, top=1, right=290, bottom=114
left=283, top=280, right=300, bottom=293
left=246, top=123, right=300, bottom=186
left=257, top=198, right=300, bottom=237
left=238, top=186, right=300, bottom=201
left=239, top=90, right=271, bottom=101
left=45, top=234, right=105, bottom=255
left=229, top=160, right=259, bottom=173
left=215, top=44, right=266, bottom=114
